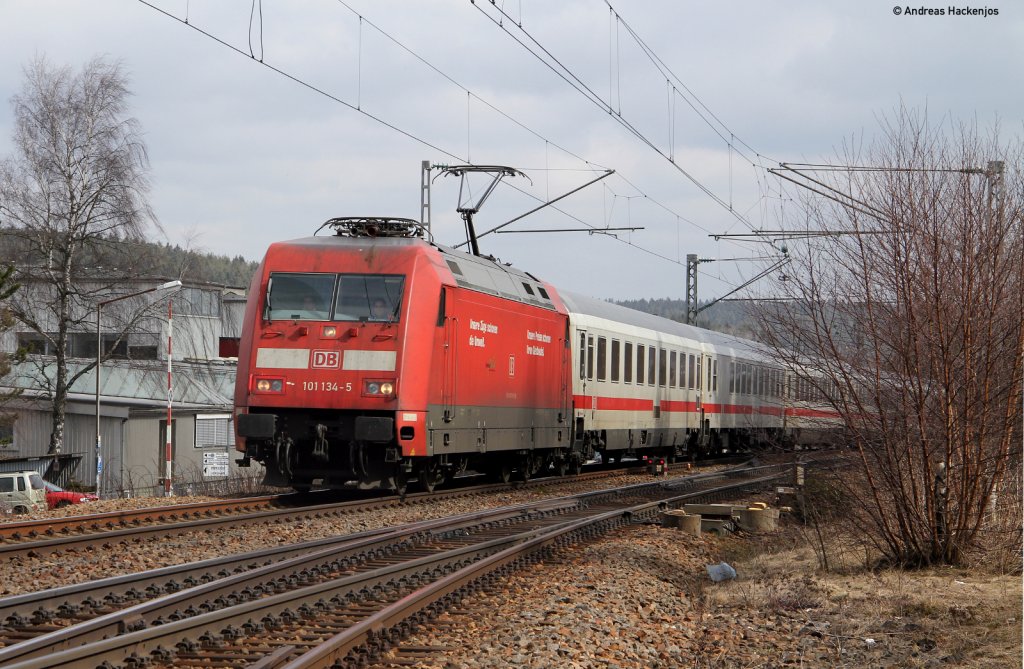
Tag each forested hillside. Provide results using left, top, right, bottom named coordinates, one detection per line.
left=0, top=230, right=259, bottom=288
left=130, top=242, right=259, bottom=287
left=612, top=297, right=762, bottom=340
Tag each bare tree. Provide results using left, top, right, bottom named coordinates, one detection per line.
left=757, top=109, right=1023, bottom=566
left=0, top=264, right=23, bottom=451
left=0, top=55, right=161, bottom=459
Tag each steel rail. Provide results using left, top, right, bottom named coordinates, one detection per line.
left=0, top=464, right=704, bottom=561
left=0, top=500, right=582, bottom=665
left=0, top=494, right=282, bottom=541
left=284, top=472, right=789, bottom=669
left=0, top=469, right=728, bottom=655
left=0, top=466, right=789, bottom=669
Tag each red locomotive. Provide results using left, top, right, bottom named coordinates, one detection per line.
left=234, top=217, right=841, bottom=492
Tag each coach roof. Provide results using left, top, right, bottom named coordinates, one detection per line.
left=559, top=291, right=769, bottom=359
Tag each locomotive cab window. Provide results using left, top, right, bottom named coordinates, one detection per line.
left=266, top=272, right=405, bottom=322
left=266, top=273, right=336, bottom=320
left=336, top=274, right=405, bottom=321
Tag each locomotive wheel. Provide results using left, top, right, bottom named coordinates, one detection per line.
left=491, top=459, right=513, bottom=484
left=518, top=455, right=533, bottom=482
left=417, top=460, right=444, bottom=493
left=393, top=468, right=410, bottom=496
left=569, top=455, right=583, bottom=476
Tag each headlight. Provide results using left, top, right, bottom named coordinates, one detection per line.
left=363, top=380, right=396, bottom=397
left=254, top=377, right=285, bottom=393
left=322, top=325, right=338, bottom=338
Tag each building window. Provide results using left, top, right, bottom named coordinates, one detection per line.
left=17, top=332, right=54, bottom=355
left=177, top=287, right=222, bottom=318
left=219, top=337, right=241, bottom=358
left=195, top=414, right=234, bottom=448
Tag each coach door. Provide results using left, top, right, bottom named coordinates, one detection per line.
left=577, top=330, right=596, bottom=422
left=560, top=325, right=570, bottom=427
left=441, top=291, right=457, bottom=422
left=700, top=354, right=712, bottom=441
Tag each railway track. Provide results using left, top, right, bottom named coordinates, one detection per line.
left=0, top=462, right=792, bottom=669
left=0, top=465, right=686, bottom=561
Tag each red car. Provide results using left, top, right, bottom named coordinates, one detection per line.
left=43, top=481, right=99, bottom=509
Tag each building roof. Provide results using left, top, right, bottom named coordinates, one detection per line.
left=2, top=358, right=235, bottom=410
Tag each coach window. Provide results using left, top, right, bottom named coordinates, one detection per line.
left=624, top=342, right=633, bottom=383
left=688, top=354, right=695, bottom=389
left=695, top=356, right=702, bottom=391
left=578, top=332, right=586, bottom=379
left=669, top=351, right=677, bottom=388
left=658, top=349, right=668, bottom=388
left=636, top=344, right=645, bottom=385
left=679, top=353, right=686, bottom=391
left=712, top=359, right=718, bottom=392
left=728, top=361, right=735, bottom=393
left=586, top=336, right=595, bottom=380
left=611, top=340, right=621, bottom=383
left=597, top=337, right=607, bottom=382
left=648, top=347, right=657, bottom=387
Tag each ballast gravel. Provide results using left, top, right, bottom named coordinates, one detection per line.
left=0, top=472, right=687, bottom=597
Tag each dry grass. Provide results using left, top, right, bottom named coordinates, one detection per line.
left=705, top=515, right=1023, bottom=668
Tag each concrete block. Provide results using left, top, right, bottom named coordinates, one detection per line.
left=736, top=507, right=780, bottom=532
left=683, top=503, right=741, bottom=518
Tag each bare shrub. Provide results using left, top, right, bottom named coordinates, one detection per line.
left=757, top=109, right=1023, bottom=567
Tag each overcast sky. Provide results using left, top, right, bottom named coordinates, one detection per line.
left=1, top=1, right=1020, bottom=300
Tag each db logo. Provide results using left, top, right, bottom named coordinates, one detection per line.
left=311, top=350, right=340, bottom=369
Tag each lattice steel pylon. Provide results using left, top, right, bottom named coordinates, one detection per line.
left=686, top=254, right=699, bottom=325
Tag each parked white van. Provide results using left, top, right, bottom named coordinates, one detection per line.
left=0, top=470, right=47, bottom=514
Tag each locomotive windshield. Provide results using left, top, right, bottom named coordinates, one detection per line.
left=266, top=272, right=405, bottom=322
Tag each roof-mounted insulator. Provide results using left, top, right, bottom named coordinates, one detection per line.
left=315, top=217, right=430, bottom=240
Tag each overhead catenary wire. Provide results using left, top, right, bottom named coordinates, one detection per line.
left=474, top=1, right=760, bottom=234
left=136, top=0, right=764, bottom=295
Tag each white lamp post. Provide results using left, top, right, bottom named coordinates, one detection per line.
left=95, top=279, right=182, bottom=498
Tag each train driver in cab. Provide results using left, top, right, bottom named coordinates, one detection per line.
left=370, top=298, right=392, bottom=321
